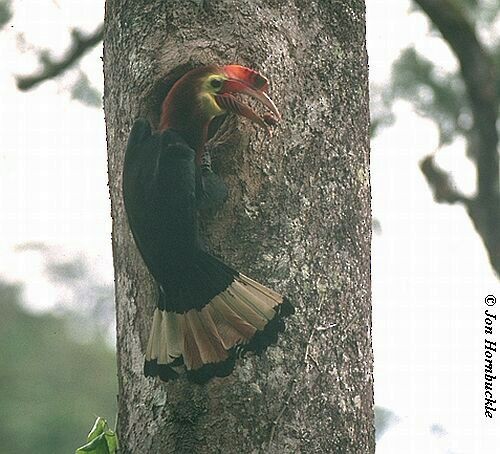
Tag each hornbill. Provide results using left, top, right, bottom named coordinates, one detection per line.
left=123, top=65, right=293, bottom=383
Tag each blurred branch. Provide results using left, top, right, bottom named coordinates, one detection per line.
left=419, top=155, right=468, bottom=204
left=415, top=0, right=499, bottom=199
left=415, top=0, right=500, bottom=277
left=16, top=23, right=104, bottom=91
left=388, top=48, right=467, bottom=145
left=0, top=0, right=12, bottom=30
left=374, top=406, right=399, bottom=441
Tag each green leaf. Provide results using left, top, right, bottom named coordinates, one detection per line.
left=104, top=430, right=118, bottom=453
left=87, top=417, right=107, bottom=441
left=75, top=417, right=118, bottom=454
left=75, top=433, right=109, bottom=454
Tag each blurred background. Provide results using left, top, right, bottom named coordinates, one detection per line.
left=0, top=0, right=498, bottom=452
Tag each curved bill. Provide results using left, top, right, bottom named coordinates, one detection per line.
left=215, top=94, right=270, bottom=129
left=217, top=65, right=281, bottom=129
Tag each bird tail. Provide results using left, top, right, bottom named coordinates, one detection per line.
left=144, top=252, right=294, bottom=383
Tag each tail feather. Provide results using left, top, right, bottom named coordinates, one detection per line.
left=239, top=274, right=283, bottom=302
left=144, top=253, right=294, bottom=383
left=220, top=290, right=269, bottom=331
left=197, top=308, right=233, bottom=356
left=210, top=295, right=257, bottom=338
left=146, top=311, right=182, bottom=364
left=181, top=315, right=204, bottom=370
left=160, top=312, right=182, bottom=363
left=185, top=310, right=228, bottom=366
left=146, top=308, right=162, bottom=360
left=206, top=303, right=245, bottom=349
left=230, top=280, right=276, bottom=317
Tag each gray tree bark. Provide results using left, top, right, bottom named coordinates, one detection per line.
left=103, top=1, right=373, bottom=453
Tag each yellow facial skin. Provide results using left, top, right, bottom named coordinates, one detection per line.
left=198, top=74, right=227, bottom=119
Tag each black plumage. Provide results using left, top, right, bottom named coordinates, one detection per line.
left=122, top=119, right=293, bottom=382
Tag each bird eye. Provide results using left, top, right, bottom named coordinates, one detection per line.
left=210, top=79, right=223, bottom=89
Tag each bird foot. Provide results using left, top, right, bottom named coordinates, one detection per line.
left=196, top=151, right=228, bottom=211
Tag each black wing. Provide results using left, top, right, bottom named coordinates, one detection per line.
left=122, top=120, right=199, bottom=285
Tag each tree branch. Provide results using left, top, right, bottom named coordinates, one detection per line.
left=16, top=24, right=104, bottom=91
left=415, top=0, right=500, bottom=278
left=414, top=0, right=499, bottom=201
left=419, top=155, right=468, bottom=204
left=420, top=153, right=500, bottom=277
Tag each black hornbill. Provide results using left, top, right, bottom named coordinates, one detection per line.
left=123, top=65, right=293, bottom=383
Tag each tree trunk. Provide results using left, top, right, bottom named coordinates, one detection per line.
left=103, top=1, right=373, bottom=453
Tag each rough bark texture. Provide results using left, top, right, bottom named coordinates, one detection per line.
left=103, top=1, right=373, bottom=453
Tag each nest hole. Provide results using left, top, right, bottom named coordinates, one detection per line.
left=141, top=63, right=196, bottom=130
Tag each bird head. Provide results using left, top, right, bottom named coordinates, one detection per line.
left=159, top=65, right=280, bottom=153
